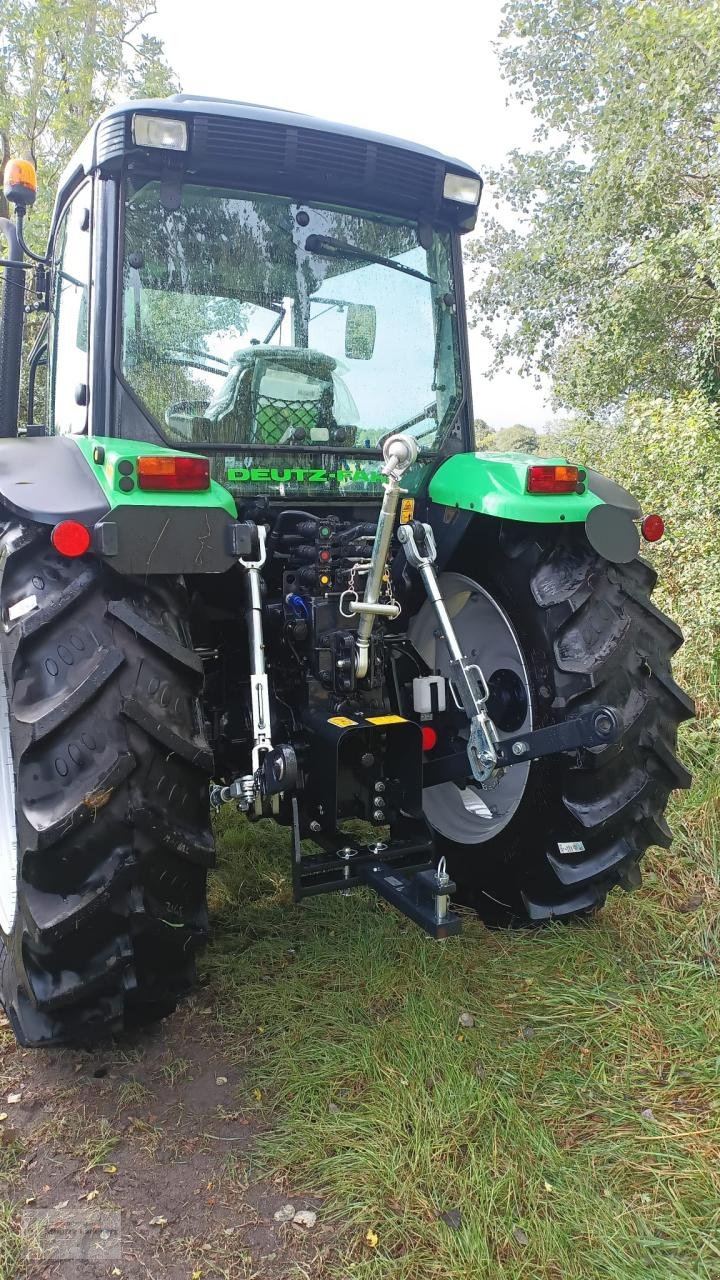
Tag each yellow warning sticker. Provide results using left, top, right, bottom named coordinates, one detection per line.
left=328, top=716, right=358, bottom=728
left=399, top=498, right=415, bottom=524
left=366, top=715, right=407, bottom=725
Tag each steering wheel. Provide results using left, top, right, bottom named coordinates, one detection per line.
left=165, top=398, right=211, bottom=429
left=158, top=349, right=230, bottom=377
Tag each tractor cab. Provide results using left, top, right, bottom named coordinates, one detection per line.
left=33, top=95, right=483, bottom=504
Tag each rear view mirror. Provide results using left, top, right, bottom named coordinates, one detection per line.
left=345, top=303, right=376, bottom=360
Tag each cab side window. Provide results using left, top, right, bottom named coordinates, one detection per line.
left=47, top=186, right=92, bottom=434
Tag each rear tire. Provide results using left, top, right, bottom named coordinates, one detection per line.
left=0, top=520, right=214, bottom=1047
left=421, top=521, right=694, bottom=925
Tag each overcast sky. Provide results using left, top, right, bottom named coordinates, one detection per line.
left=150, top=0, right=550, bottom=429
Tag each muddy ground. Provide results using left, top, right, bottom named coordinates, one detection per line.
left=0, top=987, right=329, bottom=1280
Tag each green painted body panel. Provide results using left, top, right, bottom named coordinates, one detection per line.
left=428, top=451, right=604, bottom=523
left=71, top=436, right=237, bottom=517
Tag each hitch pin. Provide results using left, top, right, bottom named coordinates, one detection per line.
left=435, top=856, right=450, bottom=925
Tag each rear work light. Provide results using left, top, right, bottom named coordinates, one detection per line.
left=527, top=464, right=581, bottom=495
left=51, top=520, right=91, bottom=558
left=132, top=114, right=188, bottom=151
left=137, top=455, right=210, bottom=492
left=443, top=171, right=482, bottom=205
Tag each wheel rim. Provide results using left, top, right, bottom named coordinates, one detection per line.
left=408, top=572, right=533, bottom=845
left=0, top=667, right=17, bottom=935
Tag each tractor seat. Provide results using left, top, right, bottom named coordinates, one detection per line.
left=203, top=346, right=359, bottom=445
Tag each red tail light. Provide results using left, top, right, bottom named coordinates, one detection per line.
left=51, top=520, right=91, bottom=558
left=641, top=514, right=665, bottom=542
left=421, top=725, right=438, bottom=752
left=527, top=464, right=580, bottom=495
left=137, top=455, right=210, bottom=491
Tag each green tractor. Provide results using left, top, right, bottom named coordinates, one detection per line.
left=0, top=96, right=693, bottom=1047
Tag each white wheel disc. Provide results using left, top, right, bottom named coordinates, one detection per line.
left=409, top=571, right=533, bottom=846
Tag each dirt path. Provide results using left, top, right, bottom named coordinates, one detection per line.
left=0, top=988, right=327, bottom=1280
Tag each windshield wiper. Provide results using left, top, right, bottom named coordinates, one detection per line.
left=304, top=234, right=435, bottom=285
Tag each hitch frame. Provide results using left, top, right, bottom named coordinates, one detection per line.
left=359, top=858, right=461, bottom=939
left=289, top=799, right=459, bottom=939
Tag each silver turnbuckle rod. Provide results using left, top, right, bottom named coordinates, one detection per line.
left=211, top=525, right=275, bottom=813
left=397, top=521, right=500, bottom=783
left=353, top=433, right=417, bottom=678
left=239, top=525, right=273, bottom=774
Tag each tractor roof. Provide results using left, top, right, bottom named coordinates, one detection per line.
left=52, top=94, right=483, bottom=235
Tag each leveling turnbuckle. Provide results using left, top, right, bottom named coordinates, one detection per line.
left=350, top=432, right=418, bottom=678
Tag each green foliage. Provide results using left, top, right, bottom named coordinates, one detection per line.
left=473, top=418, right=495, bottom=449
left=693, top=314, right=720, bottom=404
left=494, top=423, right=539, bottom=452
left=473, top=421, right=540, bottom=452
left=0, top=1, right=178, bottom=243
left=544, top=393, right=720, bottom=690
left=467, top=0, right=720, bottom=413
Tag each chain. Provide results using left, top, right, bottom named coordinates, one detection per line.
left=381, top=565, right=397, bottom=613
left=340, top=558, right=396, bottom=619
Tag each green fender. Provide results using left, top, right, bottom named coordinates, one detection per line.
left=0, top=434, right=238, bottom=574
left=428, top=451, right=602, bottom=524
left=71, top=436, right=237, bottom=516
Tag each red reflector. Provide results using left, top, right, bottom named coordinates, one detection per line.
left=641, top=513, right=665, bottom=543
left=527, top=464, right=580, bottom=495
left=137, top=454, right=210, bottom=491
left=51, top=520, right=91, bottom=558
left=421, top=725, right=438, bottom=752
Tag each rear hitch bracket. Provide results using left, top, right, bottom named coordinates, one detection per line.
left=358, top=856, right=461, bottom=939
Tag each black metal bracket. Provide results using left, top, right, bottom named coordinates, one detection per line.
left=358, top=861, right=461, bottom=939
left=493, top=705, right=623, bottom=768
left=422, top=705, right=623, bottom=788
left=290, top=795, right=435, bottom=894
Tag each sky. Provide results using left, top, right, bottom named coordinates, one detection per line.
left=150, top=0, right=550, bottom=430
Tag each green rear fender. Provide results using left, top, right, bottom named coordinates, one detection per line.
left=71, top=436, right=237, bottom=517
left=0, top=435, right=238, bottom=575
left=429, top=451, right=646, bottom=563
left=428, top=451, right=601, bottom=524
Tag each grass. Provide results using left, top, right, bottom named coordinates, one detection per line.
left=0, top=1132, right=24, bottom=1189
left=0, top=1201, right=33, bottom=1278
left=115, top=1078, right=156, bottom=1112
left=157, top=1056, right=191, bottom=1087
left=205, top=705, right=720, bottom=1280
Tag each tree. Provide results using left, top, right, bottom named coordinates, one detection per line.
left=473, top=417, right=495, bottom=449
left=495, top=423, right=538, bottom=452
left=0, top=2, right=178, bottom=238
left=466, top=0, right=720, bottom=413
